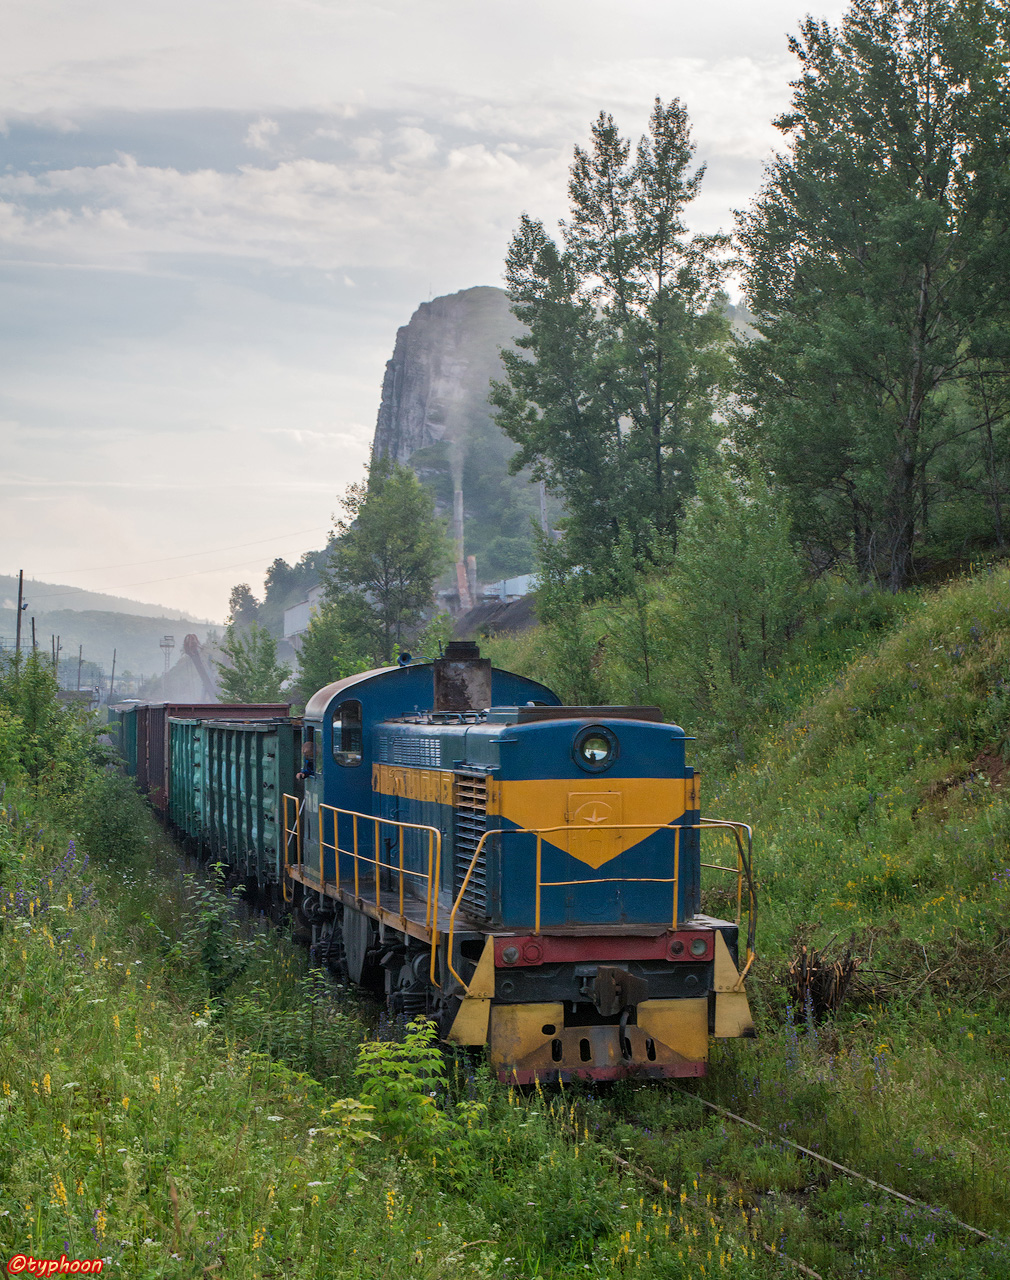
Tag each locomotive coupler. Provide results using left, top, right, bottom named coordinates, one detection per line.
left=591, top=965, right=649, bottom=1017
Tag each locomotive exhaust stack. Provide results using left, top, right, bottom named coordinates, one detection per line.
left=433, top=639, right=492, bottom=712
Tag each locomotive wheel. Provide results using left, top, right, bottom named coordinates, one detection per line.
left=342, top=906, right=384, bottom=992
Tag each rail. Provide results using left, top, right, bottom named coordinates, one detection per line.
left=447, top=819, right=755, bottom=993
left=283, top=796, right=442, bottom=988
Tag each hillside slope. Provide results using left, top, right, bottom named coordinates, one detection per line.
left=713, top=570, right=1010, bottom=971
left=670, top=571, right=1010, bottom=1252
left=0, top=574, right=208, bottom=621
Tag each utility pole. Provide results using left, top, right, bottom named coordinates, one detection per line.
left=77, top=645, right=83, bottom=691
left=108, top=648, right=117, bottom=704
left=14, top=570, right=23, bottom=658
left=31, top=617, right=37, bottom=650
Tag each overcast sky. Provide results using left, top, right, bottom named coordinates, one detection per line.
left=0, top=0, right=845, bottom=622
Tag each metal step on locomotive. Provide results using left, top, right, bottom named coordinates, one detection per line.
left=114, top=641, right=756, bottom=1083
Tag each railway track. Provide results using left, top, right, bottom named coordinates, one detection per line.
left=575, top=1080, right=1006, bottom=1278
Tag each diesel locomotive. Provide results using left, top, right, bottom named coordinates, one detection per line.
left=117, top=641, right=756, bottom=1083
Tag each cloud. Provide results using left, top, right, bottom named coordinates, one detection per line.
left=0, top=135, right=567, bottom=280
left=245, top=116, right=280, bottom=151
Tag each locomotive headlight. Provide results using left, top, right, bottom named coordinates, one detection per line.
left=689, top=937, right=708, bottom=957
left=581, top=734, right=611, bottom=763
left=574, top=725, right=618, bottom=772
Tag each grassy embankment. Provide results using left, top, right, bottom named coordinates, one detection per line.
left=1, top=759, right=771, bottom=1278
left=487, top=569, right=1010, bottom=1276
left=8, top=567, right=1010, bottom=1279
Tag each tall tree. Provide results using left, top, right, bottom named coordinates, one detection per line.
left=325, top=458, right=451, bottom=663
left=295, top=595, right=378, bottom=703
left=737, top=0, right=1010, bottom=590
left=491, top=98, right=731, bottom=585
left=227, top=584, right=261, bottom=629
left=216, top=624, right=290, bottom=703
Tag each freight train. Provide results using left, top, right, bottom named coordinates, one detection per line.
left=114, top=641, right=755, bottom=1083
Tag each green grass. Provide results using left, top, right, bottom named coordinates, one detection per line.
left=484, top=568, right=1010, bottom=1274
left=8, top=566, right=1010, bottom=1276
left=0, top=778, right=778, bottom=1279
left=682, top=568, right=1010, bottom=1271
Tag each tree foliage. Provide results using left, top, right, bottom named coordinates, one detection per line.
left=325, top=458, right=451, bottom=664
left=0, top=650, right=93, bottom=792
left=216, top=623, right=291, bottom=703
left=491, top=98, right=731, bottom=585
left=664, top=462, right=804, bottom=750
left=737, top=0, right=1010, bottom=590
left=295, top=596, right=376, bottom=704
left=227, top=584, right=261, bottom=629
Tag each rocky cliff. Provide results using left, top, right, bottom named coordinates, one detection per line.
left=373, top=286, right=517, bottom=466
left=371, top=286, right=543, bottom=583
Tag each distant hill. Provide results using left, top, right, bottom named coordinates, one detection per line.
left=0, top=575, right=211, bottom=622
left=0, top=574, right=217, bottom=690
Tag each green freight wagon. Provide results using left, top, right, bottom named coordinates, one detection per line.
left=168, top=717, right=300, bottom=889
left=111, top=702, right=142, bottom=778
left=115, top=702, right=290, bottom=809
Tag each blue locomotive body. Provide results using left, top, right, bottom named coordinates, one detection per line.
left=279, top=642, right=756, bottom=1083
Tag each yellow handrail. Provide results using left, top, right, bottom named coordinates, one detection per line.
left=314, top=804, right=443, bottom=989
left=281, top=793, right=302, bottom=903
left=447, top=818, right=755, bottom=993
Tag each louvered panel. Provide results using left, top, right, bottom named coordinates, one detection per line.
left=453, top=772, right=488, bottom=916
left=375, top=733, right=441, bottom=767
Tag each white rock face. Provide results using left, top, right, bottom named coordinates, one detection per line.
left=371, top=285, right=548, bottom=584
left=372, top=285, right=519, bottom=469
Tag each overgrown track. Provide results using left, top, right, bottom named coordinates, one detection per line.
left=574, top=1078, right=1010, bottom=1278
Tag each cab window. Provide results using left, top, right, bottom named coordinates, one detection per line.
left=332, top=700, right=363, bottom=766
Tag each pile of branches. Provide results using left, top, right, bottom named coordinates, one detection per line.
left=788, top=935, right=861, bottom=1021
